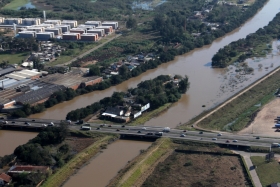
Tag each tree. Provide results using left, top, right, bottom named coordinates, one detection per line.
left=89, top=65, right=100, bottom=76
left=126, top=17, right=137, bottom=29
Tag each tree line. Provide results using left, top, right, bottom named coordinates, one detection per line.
left=212, top=12, right=280, bottom=67
left=66, top=75, right=189, bottom=121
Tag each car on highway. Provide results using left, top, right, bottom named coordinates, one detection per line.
left=256, top=136, right=260, bottom=139
left=233, top=140, right=238, bottom=142
left=96, top=127, right=101, bottom=130
left=42, top=124, right=47, bottom=127
left=137, top=131, right=141, bottom=133
left=48, top=122, right=54, bottom=126
left=146, top=132, right=154, bottom=135
left=212, top=138, right=217, bottom=140
left=180, top=134, right=186, bottom=137
left=199, top=131, right=203, bottom=134
left=183, top=130, right=187, bottom=132
left=226, top=140, right=230, bottom=143
left=26, top=123, right=31, bottom=126
left=217, top=133, right=222, bottom=136
left=24, top=122, right=29, bottom=124
left=12, top=121, right=15, bottom=123
left=116, top=129, right=120, bottom=131
left=142, top=127, right=147, bottom=130
left=32, top=119, right=36, bottom=122
left=108, top=125, right=112, bottom=127
left=67, top=120, right=71, bottom=124
left=122, top=125, right=125, bottom=128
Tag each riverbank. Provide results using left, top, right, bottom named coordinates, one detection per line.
left=42, top=133, right=118, bottom=187
left=108, top=138, right=172, bottom=187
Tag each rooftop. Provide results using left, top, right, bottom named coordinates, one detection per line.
left=0, top=67, right=15, bottom=76
left=9, top=165, right=49, bottom=173
left=0, top=173, right=11, bottom=183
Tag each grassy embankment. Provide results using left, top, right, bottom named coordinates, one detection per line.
left=2, top=0, right=29, bottom=10
left=108, top=138, right=172, bottom=187
left=42, top=133, right=118, bottom=187
left=251, top=156, right=280, bottom=187
left=180, top=67, right=280, bottom=132
left=0, top=52, right=29, bottom=64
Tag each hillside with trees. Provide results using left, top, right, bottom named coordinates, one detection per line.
left=212, top=12, right=280, bottom=68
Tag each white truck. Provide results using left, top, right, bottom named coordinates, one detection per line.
left=81, top=126, right=91, bottom=131
left=271, top=143, right=280, bottom=148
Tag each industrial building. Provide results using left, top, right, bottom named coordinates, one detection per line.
left=54, top=25, right=70, bottom=33
left=22, top=18, right=41, bottom=26
left=62, top=33, right=81, bottom=40
left=96, top=26, right=113, bottom=34
left=87, top=29, right=104, bottom=37
left=102, top=21, right=118, bottom=29
left=18, top=31, right=36, bottom=38
left=36, top=32, right=54, bottom=41
left=61, top=20, right=78, bottom=28
left=0, top=67, right=16, bottom=77
left=44, top=19, right=61, bottom=25
left=33, top=23, right=54, bottom=28
left=4, top=18, right=22, bottom=25
left=70, top=28, right=86, bottom=34
left=80, top=33, right=98, bottom=41
left=26, top=27, right=45, bottom=33
left=84, top=21, right=101, bottom=27
left=45, top=28, right=62, bottom=35
left=5, top=69, right=42, bottom=81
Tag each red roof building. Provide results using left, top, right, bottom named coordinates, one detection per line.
left=8, top=165, right=49, bottom=176
left=0, top=173, right=12, bottom=185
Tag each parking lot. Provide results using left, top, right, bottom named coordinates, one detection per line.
left=239, top=98, right=280, bottom=136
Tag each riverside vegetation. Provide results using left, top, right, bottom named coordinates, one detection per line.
left=212, top=12, right=280, bottom=68
left=0, top=122, right=118, bottom=187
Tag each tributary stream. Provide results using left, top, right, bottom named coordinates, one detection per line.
left=30, top=0, right=280, bottom=129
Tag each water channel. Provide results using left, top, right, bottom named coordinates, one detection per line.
left=30, top=0, right=280, bottom=129
left=63, top=140, right=151, bottom=187
left=0, top=130, right=37, bottom=156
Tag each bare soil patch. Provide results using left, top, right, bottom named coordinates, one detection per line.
left=239, top=98, right=280, bottom=136
left=142, top=152, right=250, bottom=187
left=65, top=138, right=95, bottom=153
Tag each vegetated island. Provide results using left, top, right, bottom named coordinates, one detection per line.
left=66, top=75, right=189, bottom=124
left=212, top=12, right=280, bottom=68
left=0, top=122, right=119, bottom=187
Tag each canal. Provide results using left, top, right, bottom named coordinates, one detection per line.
left=63, top=140, right=151, bottom=187
left=30, top=0, right=280, bottom=129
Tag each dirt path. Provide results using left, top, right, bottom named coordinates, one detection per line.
left=132, top=150, right=173, bottom=187
left=192, top=66, right=280, bottom=132
left=62, top=34, right=122, bottom=66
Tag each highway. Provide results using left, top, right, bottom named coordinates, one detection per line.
left=2, top=118, right=279, bottom=148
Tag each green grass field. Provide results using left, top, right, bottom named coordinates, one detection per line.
left=0, top=52, right=29, bottom=64
left=2, top=0, right=29, bottom=10
left=251, top=156, right=280, bottom=187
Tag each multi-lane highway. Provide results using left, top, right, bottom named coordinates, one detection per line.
left=1, top=118, right=280, bottom=148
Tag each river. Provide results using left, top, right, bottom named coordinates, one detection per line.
left=30, top=0, right=280, bottom=128
left=63, top=140, right=151, bottom=187
left=0, top=130, right=37, bottom=156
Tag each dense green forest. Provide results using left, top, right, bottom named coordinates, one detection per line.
left=66, top=75, right=189, bottom=121
left=212, top=12, right=280, bottom=68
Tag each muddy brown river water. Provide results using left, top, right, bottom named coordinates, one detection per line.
left=0, top=130, right=37, bottom=156
left=30, top=0, right=280, bottom=129
left=63, top=140, right=151, bottom=187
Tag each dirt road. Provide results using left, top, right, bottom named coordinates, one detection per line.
left=62, top=34, right=122, bottom=66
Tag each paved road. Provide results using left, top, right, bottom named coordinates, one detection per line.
left=62, top=34, right=122, bottom=66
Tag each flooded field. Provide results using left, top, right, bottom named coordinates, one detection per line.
left=63, top=140, right=151, bottom=187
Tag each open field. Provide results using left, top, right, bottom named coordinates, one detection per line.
left=142, top=151, right=252, bottom=187
left=239, top=98, right=280, bottom=136
left=0, top=52, right=29, bottom=64
left=2, top=0, right=28, bottom=10
left=181, top=66, right=280, bottom=132
left=251, top=156, right=280, bottom=187
left=42, top=133, right=117, bottom=187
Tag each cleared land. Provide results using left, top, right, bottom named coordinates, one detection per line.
left=251, top=156, right=280, bottom=187
left=239, top=98, right=280, bottom=136
left=0, top=52, right=29, bottom=64
left=142, top=152, right=251, bottom=187
left=2, top=0, right=29, bottom=10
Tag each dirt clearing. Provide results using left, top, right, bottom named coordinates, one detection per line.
left=239, top=98, right=280, bottom=136
left=142, top=152, right=250, bottom=187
